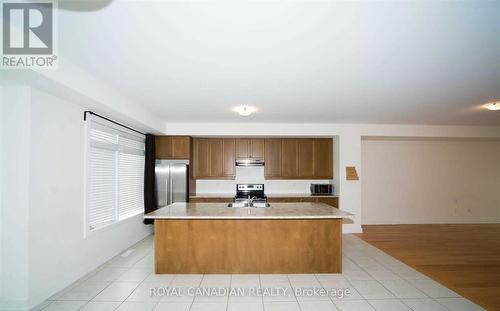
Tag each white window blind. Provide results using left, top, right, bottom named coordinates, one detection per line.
left=86, top=116, right=145, bottom=231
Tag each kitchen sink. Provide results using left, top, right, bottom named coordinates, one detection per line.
left=227, top=202, right=270, bottom=208
left=251, top=202, right=270, bottom=208
left=227, top=202, right=249, bottom=208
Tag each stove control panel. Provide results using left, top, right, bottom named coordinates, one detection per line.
left=237, top=184, right=263, bottom=191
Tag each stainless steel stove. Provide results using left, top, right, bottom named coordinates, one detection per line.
left=234, top=184, right=267, bottom=204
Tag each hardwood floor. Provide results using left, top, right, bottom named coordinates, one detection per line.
left=356, top=224, right=500, bottom=311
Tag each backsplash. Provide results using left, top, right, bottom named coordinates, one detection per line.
left=196, top=166, right=332, bottom=194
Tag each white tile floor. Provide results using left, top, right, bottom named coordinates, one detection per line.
left=36, top=235, right=485, bottom=311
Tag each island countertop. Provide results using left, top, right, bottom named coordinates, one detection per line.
left=189, top=193, right=339, bottom=199
left=144, top=202, right=353, bottom=220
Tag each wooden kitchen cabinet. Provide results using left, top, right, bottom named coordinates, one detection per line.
left=316, top=196, right=338, bottom=208
left=171, top=136, right=190, bottom=159
left=156, top=136, right=172, bottom=159
left=235, top=139, right=250, bottom=159
left=192, top=138, right=235, bottom=179
left=236, top=139, right=265, bottom=159
left=267, top=196, right=339, bottom=208
left=265, top=138, right=333, bottom=179
left=264, top=139, right=282, bottom=177
left=190, top=195, right=338, bottom=208
left=189, top=197, right=233, bottom=203
left=298, top=139, right=314, bottom=178
left=222, top=139, right=236, bottom=177
left=156, top=136, right=191, bottom=160
left=193, top=136, right=332, bottom=180
left=209, top=139, right=223, bottom=177
left=281, top=139, right=298, bottom=177
left=313, top=138, right=333, bottom=179
left=250, top=139, right=264, bottom=159
left=193, top=138, right=210, bottom=177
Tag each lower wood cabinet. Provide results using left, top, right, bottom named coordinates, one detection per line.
left=189, top=197, right=233, bottom=203
left=267, top=196, right=339, bottom=208
left=192, top=138, right=235, bottom=179
left=190, top=196, right=339, bottom=208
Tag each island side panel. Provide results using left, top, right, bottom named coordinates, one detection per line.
left=154, top=219, right=342, bottom=274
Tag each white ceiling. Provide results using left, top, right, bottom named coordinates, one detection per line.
left=58, top=0, right=500, bottom=125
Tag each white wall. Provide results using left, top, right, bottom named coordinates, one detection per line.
left=0, top=86, right=3, bottom=302
left=0, top=86, right=31, bottom=309
left=0, top=87, right=153, bottom=310
left=29, top=88, right=154, bottom=307
left=332, top=136, right=340, bottom=196
left=4, top=57, right=165, bottom=135
left=362, top=138, right=500, bottom=224
left=166, top=122, right=500, bottom=234
left=196, top=166, right=333, bottom=195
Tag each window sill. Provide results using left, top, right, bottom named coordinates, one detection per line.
left=84, top=212, right=145, bottom=238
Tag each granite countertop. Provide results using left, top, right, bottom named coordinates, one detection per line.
left=144, top=202, right=353, bottom=220
left=189, top=193, right=234, bottom=198
left=190, top=193, right=339, bottom=198
left=267, top=193, right=339, bottom=198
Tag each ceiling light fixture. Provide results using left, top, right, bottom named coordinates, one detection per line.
left=234, top=105, right=257, bottom=116
left=483, top=102, right=500, bottom=111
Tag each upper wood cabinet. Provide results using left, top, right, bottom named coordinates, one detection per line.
left=235, top=139, right=249, bottom=159
left=298, top=139, right=314, bottom=177
left=264, top=139, right=282, bottom=177
left=192, top=137, right=333, bottom=180
left=222, top=139, right=236, bottom=177
left=281, top=139, right=298, bottom=177
left=235, top=139, right=264, bottom=160
left=156, top=136, right=191, bottom=160
left=265, top=138, right=333, bottom=179
left=193, top=138, right=210, bottom=177
left=192, top=138, right=235, bottom=179
left=250, top=139, right=264, bottom=159
left=209, top=139, right=223, bottom=177
left=313, top=138, right=333, bottom=179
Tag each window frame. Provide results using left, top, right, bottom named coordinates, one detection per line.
left=83, top=116, right=145, bottom=237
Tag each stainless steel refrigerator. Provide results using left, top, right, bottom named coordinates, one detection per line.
left=155, top=160, right=189, bottom=207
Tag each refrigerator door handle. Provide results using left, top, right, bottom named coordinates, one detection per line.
left=169, top=165, right=174, bottom=205
left=166, top=164, right=170, bottom=206
left=170, top=163, right=188, bottom=204
left=155, top=160, right=168, bottom=208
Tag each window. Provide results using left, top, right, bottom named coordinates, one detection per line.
left=85, top=115, right=145, bottom=232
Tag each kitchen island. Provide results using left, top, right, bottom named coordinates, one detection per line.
left=144, top=202, right=353, bottom=274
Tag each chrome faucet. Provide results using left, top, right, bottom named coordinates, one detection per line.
left=247, top=195, right=258, bottom=206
